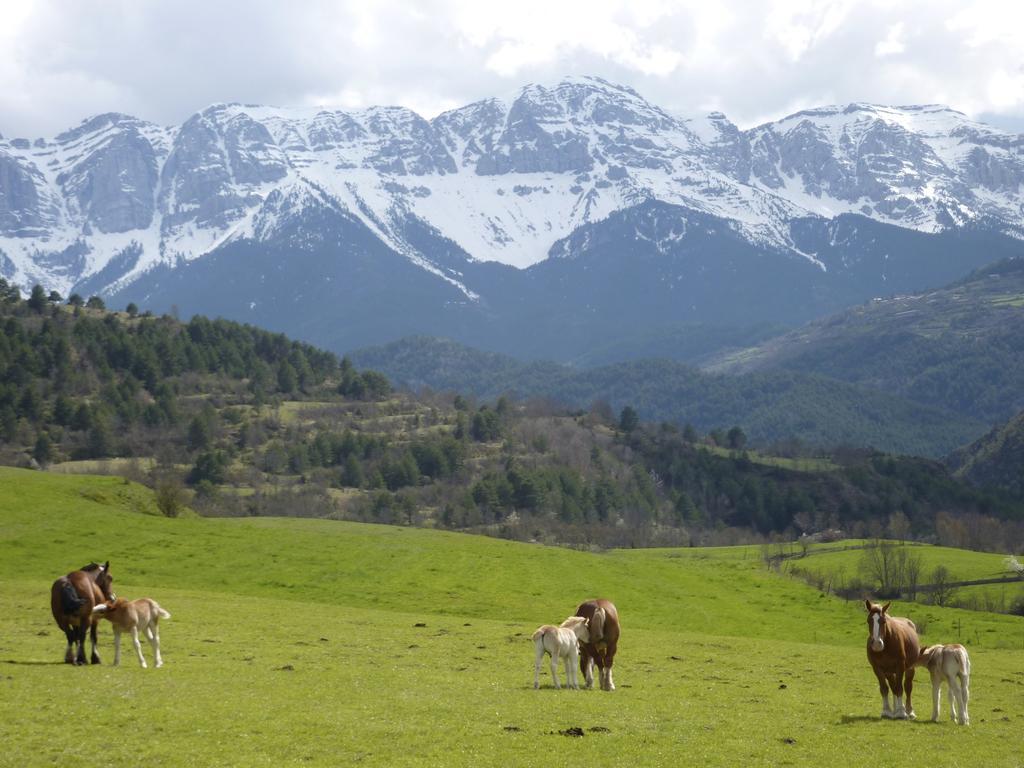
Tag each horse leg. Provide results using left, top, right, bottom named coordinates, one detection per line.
left=148, top=625, right=163, bottom=669
left=581, top=653, right=595, bottom=689
left=904, top=668, right=916, bottom=720
left=960, top=669, right=971, bottom=725
left=567, top=648, right=579, bottom=690
left=63, top=626, right=77, bottom=664
left=890, top=672, right=908, bottom=719
left=875, top=671, right=893, bottom=718
left=89, top=620, right=102, bottom=664
left=605, top=661, right=616, bottom=691
left=946, top=672, right=961, bottom=724
left=948, top=669, right=970, bottom=725
left=534, top=643, right=544, bottom=689
left=74, top=622, right=88, bottom=666
left=550, top=652, right=561, bottom=689
left=130, top=626, right=147, bottom=668
left=929, top=668, right=942, bottom=722
left=113, top=627, right=122, bottom=666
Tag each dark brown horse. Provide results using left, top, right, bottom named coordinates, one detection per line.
left=575, top=599, right=619, bottom=691
left=865, top=600, right=920, bottom=719
left=50, top=562, right=115, bottom=665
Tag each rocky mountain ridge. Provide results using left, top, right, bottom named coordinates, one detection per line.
left=2, top=76, right=1022, bottom=299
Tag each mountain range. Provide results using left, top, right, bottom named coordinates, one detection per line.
left=2, top=76, right=1023, bottom=359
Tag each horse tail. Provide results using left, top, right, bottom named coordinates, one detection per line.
left=59, top=580, right=86, bottom=615
left=590, top=608, right=605, bottom=644
left=531, top=626, right=549, bottom=642
left=157, top=607, right=171, bottom=620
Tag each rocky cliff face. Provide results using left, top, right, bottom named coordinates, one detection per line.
left=0, top=148, right=62, bottom=237
left=0, top=77, right=1021, bottom=301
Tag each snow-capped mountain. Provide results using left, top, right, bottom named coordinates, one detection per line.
left=1, top=76, right=1022, bottom=357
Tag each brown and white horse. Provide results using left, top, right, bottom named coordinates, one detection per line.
left=50, top=562, right=115, bottom=665
left=916, top=644, right=971, bottom=725
left=575, top=599, right=619, bottom=691
left=865, top=600, right=920, bottom=719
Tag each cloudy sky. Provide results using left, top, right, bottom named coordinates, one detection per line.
left=2, top=0, right=1022, bottom=138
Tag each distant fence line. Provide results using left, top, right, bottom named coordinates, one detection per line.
left=914, top=575, right=1024, bottom=593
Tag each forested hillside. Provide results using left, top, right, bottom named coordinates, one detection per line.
left=950, top=409, right=1024, bottom=501
left=2, top=280, right=1021, bottom=551
left=350, top=337, right=983, bottom=457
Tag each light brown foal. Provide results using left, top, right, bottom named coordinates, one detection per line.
left=92, top=597, right=171, bottom=668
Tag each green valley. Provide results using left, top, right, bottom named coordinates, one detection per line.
left=2, top=468, right=1024, bottom=767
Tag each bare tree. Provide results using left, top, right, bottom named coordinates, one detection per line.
left=860, top=539, right=900, bottom=596
left=887, top=511, right=911, bottom=543
left=928, top=565, right=958, bottom=607
left=902, top=550, right=924, bottom=602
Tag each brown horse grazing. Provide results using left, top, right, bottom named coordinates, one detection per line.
left=865, top=600, right=920, bottom=719
left=50, top=562, right=115, bottom=665
left=575, top=599, right=619, bottom=691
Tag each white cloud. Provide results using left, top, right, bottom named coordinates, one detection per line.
left=763, top=0, right=856, bottom=62
left=874, top=22, right=906, bottom=57
left=0, top=0, right=1021, bottom=138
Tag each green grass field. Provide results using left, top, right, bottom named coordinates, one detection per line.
left=700, top=445, right=838, bottom=472
left=785, top=541, right=1024, bottom=614
left=2, top=467, right=1023, bottom=767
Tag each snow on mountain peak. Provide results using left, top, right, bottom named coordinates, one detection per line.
left=1, top=79, right=1022, bottom=296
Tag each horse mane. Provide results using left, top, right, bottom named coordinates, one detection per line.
left=79, top=562, right=102, bottom=572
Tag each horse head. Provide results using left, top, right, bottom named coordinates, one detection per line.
left=92, top=561, right=116, bottom=602
left=865, top=600, right=891, bottom=652
left=92, top=597, right=124, bottom=617
left=560, top=615, right=590, bottom=642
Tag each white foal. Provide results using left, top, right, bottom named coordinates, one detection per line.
left=92, top=597, right=171, bottom=668
left=532, top=616, right=590, bottom=690
left=916, top=644, right=971, bottom=725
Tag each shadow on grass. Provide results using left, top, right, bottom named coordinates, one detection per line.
left=839, top=715, right=881, bottom=724
left=840, top=714, right=940, bottom=726
left=3, top=659, right=67, bottom=666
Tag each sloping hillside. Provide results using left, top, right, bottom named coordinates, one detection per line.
left=3, top=287, right=1020, bottom=549
left=704, top=257, right=1024, bottom=425
left=951, top=409, right=1024, bottom=500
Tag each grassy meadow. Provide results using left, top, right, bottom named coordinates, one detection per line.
left=785, top=541, right=1024, bottom=616
left=2, top=467, right=1023, bottom=767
